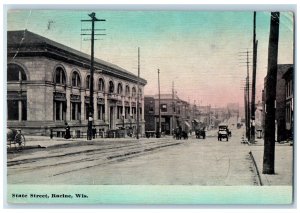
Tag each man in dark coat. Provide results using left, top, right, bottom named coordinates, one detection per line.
left=65, top=123, right=71, bottom=139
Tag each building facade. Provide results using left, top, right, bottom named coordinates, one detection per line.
left=144, top=94, right=192, bottom=135
left=144, top=96, right=155, bottom=132
left=282, top=66, right=294, bottom=139
left=262, top=64, right=293, bottom=142
left=7, top=30, right=147, bottom=136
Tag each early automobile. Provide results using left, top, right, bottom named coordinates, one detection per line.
left=218, top=124, right=229, bottom=141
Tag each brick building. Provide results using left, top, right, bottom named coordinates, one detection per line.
left=282, top=66, right=294, bottom=139
left=7, top=30, right=147, bottom=136
left=262, top=64, right=293, bottom=142
left=144, top=94, right=191, bottom=135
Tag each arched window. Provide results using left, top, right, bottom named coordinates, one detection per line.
left=7, top=64, right=27, bottom=81
left=125, top=85, right=130, bottom=96
left=109, top=81, right=114, bottom=93
left=7, top=64, right=27, bottom=121
left=132, top=87, right=136, bottom=97
left=138, top=88, right=142, bottom=96
left=117, top=83, right=123, bottom=95
left=54, top=66, right=66, bottom=84
left=71, top=71, right=81, bottom=87
left=99, top=78, right=105, bottom=92
left=86, top=75, right=91, bottom=89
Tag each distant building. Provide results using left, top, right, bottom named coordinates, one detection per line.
left=144, top=94, right=192, bottom=135
left=7, top=30, right=147, bottom=136
left=227, top=103, right=239, bottom=118
left=144, top=96, right=155, bottom=132
left=211, top=107, right=227, bottom=126
left=255, top=100, right=264, bottom=131
left=196, top=105, right=211, bottom=128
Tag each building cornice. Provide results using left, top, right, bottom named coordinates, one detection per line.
left=8, top=33, right=147, bottom=86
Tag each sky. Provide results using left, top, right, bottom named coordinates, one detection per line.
left=6, top=9, right=294, bottom=108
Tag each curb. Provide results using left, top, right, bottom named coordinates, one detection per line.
left=249, top=151, right=263, bottom=186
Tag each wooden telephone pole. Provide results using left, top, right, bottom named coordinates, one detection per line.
left=157, top=69, right=161, bottom=138
left=137, top=47, right=140, bottom=139
left=263, top=12, right=280, bottom=174
left=246, top=50, right=250, bottom=141
left=251, top=11, right=258, bottom=143
left=81, top=12, right=106, bottom=140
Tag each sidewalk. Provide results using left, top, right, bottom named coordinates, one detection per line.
left=23, top=130, right=218, bottom=148
left=21, top=135, right=173, bottom=149
left=248, top=138, right=293, bottom=186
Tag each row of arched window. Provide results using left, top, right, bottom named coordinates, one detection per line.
left=7, top=63, right=142, bottom=97
left=54, top=67, right=141, bottom=96
left=55, top=67, right=141, bottom=96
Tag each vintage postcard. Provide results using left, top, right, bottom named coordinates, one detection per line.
left=5, top=6, right=294, bottom=205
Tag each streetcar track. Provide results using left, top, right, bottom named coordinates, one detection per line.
left=7, top=141, right=182, bottom=176
left=52, top=142, right=181, bottom=176
left=7, top=140, right=171, bottom=167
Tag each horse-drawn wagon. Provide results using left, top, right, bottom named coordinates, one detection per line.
left=7, top=128, right=26, bottom=150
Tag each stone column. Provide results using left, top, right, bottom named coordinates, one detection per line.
left=129, top=97, right=132, bottom=117
left=94, top=93, right=97, bottom=121
left=99, top=104, right=103, bottom=120
left=80, top=90, right=85, bottom=121
left=135, top=99, right=138, bottom=120
left=53, top=102, right=56, bottom=121
left=122, top=96, right=125, bottom=120
left=18, top=100, right=22, bottom=121
left=60, top=102, right=63, bottom=120
left=74, top=102, right=78, bottom=120
left=141, top=98, right=144, bottom=121
left=104, top=93, right=108, bottom=123
left=66, top=88, right=71, bottom=121
left=114, top=105, right=117, bottom=129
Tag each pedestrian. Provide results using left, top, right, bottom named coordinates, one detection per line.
left=65, top=122, right=71, bottom=139
left=50, top=128, right=53, bottom=139
left=92, top=126, right=97, bottom=139
left=72, top=129, right=76, bottom=139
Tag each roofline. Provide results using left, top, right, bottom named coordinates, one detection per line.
left=7, top=30, right=147, bottom=85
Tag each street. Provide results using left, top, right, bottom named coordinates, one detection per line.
left=7, top=128, right=261, bottom=185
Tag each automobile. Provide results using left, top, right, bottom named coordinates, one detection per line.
left=218, top=124, right=229, bottom=141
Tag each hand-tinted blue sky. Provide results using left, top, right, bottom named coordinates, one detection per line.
left=7, top=10, right=294, bottom=107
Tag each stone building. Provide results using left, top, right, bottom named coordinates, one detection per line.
left=7, top=30, right=147, bottom=136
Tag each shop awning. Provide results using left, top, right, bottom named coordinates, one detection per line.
left=184, top=121, right=191, bottom=129
left=193, top=119, right=200, bottom=123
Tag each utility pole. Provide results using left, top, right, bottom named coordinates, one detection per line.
left=157, top=69, right=161, bottom=138
left=239, top=49, right=252, bottom=141
left=251, top=11, right=258, bottom=143
left=137, top=47, right=140, bottom=139
left=246, top=50, right=251, bottom=141
left=172, top=81, right=175, bottom=132
left=263, top=12, right=280, bottom=174
left=244, top=85, right=247, bottom=138
left=81, top=12, right=106, bottom=140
